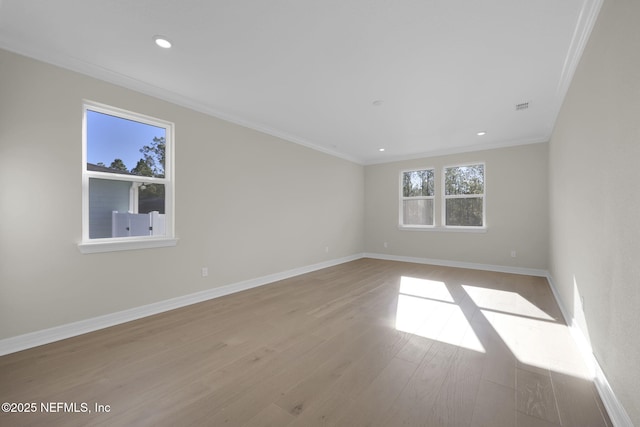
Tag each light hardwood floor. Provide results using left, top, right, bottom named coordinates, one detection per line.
left=0, top=259, right=612, bottom=426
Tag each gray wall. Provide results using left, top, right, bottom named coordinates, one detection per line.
left=549, top=0, right=640, bottom=423
left=364, top=143, right=549, bottom=271
left=0, top=49, right=364, bottom=339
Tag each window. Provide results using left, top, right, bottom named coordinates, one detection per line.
left=79, top=101, right=176, bottom=253
left=400, top=169, right=435, bottom=227
left=444, top=164, right=484, bottom=227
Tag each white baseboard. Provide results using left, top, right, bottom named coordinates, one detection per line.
left=363, top=252, right=549, bottom=277
left=593, top=359, right=635, bottom=427
left=0, top=253, right=364, bottom=356
left=0, top=253, right=545, bottom=356
left=546, top=275, right=633, bottom=427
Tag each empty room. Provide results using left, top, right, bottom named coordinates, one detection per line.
left=0, top=0, right=638, bottom=426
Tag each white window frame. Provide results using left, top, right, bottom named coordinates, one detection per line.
left=442, top=162, right=486, bottom=230
left=78, top=100, right=177, bottom=253
left=399, top=167, right=436, bottom=229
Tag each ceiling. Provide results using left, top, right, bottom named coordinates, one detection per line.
left=0, top=0, right=602, bottom=164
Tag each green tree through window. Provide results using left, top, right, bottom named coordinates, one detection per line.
left=444, top=164, right=484, bottom=227
left=401, top=169, right=435, bottom=226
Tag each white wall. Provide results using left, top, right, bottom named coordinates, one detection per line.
left=548, top=0, right=640, bottom=423
left=0, top=49, right=364, bottom=340
left=364, top=143, right=549, bottom=271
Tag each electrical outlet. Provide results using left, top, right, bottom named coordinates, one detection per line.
left=325, top=246, right=329, bottom=253
left=510, top=250, right=516, bottom=258
left=384, top=242, right=388, bottom=248
left=201, top=267, right=208, bottom=277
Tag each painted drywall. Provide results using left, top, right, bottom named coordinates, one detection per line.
left=548, top=0, right=640, bottom=423
left=0, top=49, right=364, bottom=339
left=364, top=143, right=549, bottom=270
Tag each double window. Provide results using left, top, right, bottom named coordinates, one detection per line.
left=400, top=163, right=485, bottom=229
left=79, top=101, right=176, bottom=253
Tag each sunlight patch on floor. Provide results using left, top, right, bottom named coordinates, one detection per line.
left=399, top=276, right=455, bottom=302
left=455, top=282, right=595, bottom=379
left=462, top=284, right=555, bottom=321
left=479, top=309, right=591, bottom=378
left=395, top=276, right=485, bottom=353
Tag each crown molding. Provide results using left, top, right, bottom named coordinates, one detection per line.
left=548, top=0, right=604, bottom=134
left=0, top=41, right=364, bottom=165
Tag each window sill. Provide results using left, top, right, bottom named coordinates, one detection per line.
left=398, top=225, right=487, bottom=233
left=78, top=237, right=179, bottom=254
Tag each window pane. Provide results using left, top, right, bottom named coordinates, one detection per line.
left=402, top=169, right=434, bottom=197
left=86, top=110, right=166, bottom=178
left=403, top=199, right=434, bottom=225
left=89, top=178, right=131, bottom=239
left=88, top=179, right=167, bottom=238
left=445, top=165, right=484, bottom=195
left=138, top=183, right=165, bottom=214
left=445, top=198, right=483, bottom=226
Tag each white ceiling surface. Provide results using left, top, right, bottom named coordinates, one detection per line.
left=0, top=0, right=601, bottom=164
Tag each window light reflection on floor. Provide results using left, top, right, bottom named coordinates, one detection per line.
left=394, top=276, right=593, bottom=378
left=399, top=276, right=455, bottom=302
left=478, top=309, right=591, bottom=379
left=461, top=285, right=555, bottom=321
left=395, top=276, right=485, bottom=353
left=461, top=284, right=593, bottom=379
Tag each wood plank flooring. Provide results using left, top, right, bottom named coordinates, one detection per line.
left=0, top=258, right=612, bottom=426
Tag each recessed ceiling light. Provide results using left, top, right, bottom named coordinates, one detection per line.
left=372, top=100, right=384, bottom=106
left=477, top=131, right=487, bottom=136
left=153, top=35, right=172, bottom=49
left=379, top=148, right=385, bottom=152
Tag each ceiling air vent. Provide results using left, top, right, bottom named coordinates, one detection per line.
left=515, top=102, right=529, bottom=111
